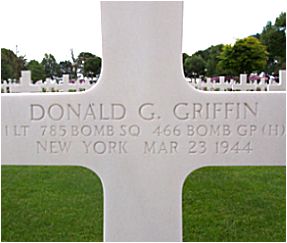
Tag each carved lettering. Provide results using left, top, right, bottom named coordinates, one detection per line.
left=173, top=102, right=258, bottom=120
left=30, top=103, right=127, bottom=121
left=36, top=141, right=71, bottom=154
left=144, top=141, right=178, bottom=154
left=82, top=141, right=128, bottom=154
left=138, top=103, right=156, bottom=120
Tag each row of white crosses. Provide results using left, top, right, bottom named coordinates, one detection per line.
left=2, top=69, right=286, bottom=93
left=1, top=2, right=286, bottom=242
left=1, top=71, right=94, bottom=93
left=189, top=70, right=286, bottom=91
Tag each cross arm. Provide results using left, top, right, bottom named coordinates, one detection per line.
left=170, top=86, right=286, bottom=178
left=2, top=92, right=92, bottom=167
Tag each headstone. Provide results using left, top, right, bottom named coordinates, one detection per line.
left=213, top=76, right=232, bottom=91
left=20, top=70, right=31, bottom=87
left=269, top=70, right=286, bottom=91
left=232, top=74, right=253, bottom=91
left=256, top=77, right=268, bottom=91
left=1, top=2, right=286, bottom=242
left=10, top=71, right=42, bottom=93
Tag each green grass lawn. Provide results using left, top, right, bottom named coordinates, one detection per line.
left=1, top=166, right=285, bottom=242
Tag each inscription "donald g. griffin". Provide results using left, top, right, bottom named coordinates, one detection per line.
left=29, top=102, right=258, bottom=121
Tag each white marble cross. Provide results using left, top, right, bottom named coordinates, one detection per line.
left=1, top=2, right=285, bottom=242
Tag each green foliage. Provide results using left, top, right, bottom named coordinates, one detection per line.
left=41, top=53, right=60, bottom=79
left=184, top=54, right=206, bottom=78
left=260, top=12, right=286, bottom=73
left=59, top=60, right=73, bottom=76
left=26, top=60, right=45, bottom=83
left=218, top=37, right=268, bottom=75
left=77, top=52, right=102, bottom=78
left=194, top=45, right=224, bottom=76
left=275, top=12, right=286, bottom=30
left=217, top=44, right=237, bottom=75
left=84, top=57, right=101, bottom=78
left=182, top=53, right=189, bottom=77
left=182, top=13, right=285, bottom=77
left=1, top=166, right=285, bottom=241
left=182, top=53, right=189, bottom=69
left=1, top=48, right=24, bottom=80
left=77, top=52, right=96, bottom=73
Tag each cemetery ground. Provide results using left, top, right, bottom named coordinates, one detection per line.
left=1, top=166, right=285, bottom=242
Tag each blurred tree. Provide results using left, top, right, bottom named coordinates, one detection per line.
left=70, top=49, right=78, bottom=79
left=182, top=53, right=189, bottom=64
left=217, top=45, right=236, bottom=75
left=1, top=48, right=24, bottom=81
left=76, top=52, right=102, bottom=78
left=83, top=56, right=102, bottom=78
left=184, top=54, right=206, bottom=78
left=260, top=12, right=286, bottom=73
left=27, top=60, right=45, bottom=83
left=182, top=53, right=190, bottom=77
left=17, top=55, right=27, bottom=72
left=59, top=61, right=73, bottom=76
left=194, top=44, right=224, bottom=76
left=77, top=52, right=96, bottom=74
left=41, top=53, right=60, bottom=79
left=275, top=12, right=286, bottom=30
left=218, top=37, right=268, bottom=75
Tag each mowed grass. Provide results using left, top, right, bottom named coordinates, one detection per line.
left=1, top=166, right=285, bottom=242
left=182, top=166, right=285, bottom=242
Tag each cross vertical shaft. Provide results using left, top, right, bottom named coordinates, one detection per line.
left=99, top=1, right=186, bottom=91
